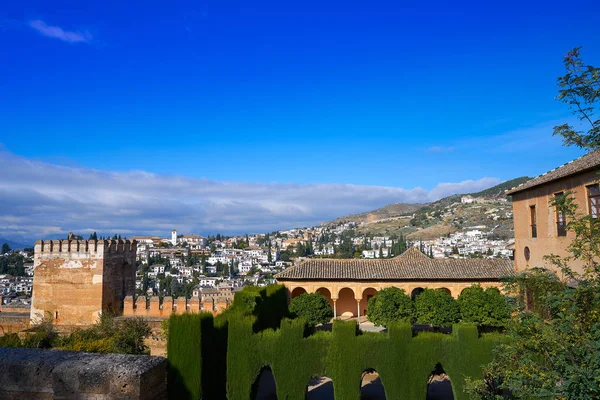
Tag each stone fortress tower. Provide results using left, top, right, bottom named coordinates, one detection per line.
left=30, top=236, right=137, bottom=326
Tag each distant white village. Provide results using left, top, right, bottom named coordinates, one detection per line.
left=0, top=194, right=514, bottom=309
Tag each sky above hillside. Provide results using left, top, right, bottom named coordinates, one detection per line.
left=0, top=0, right=599, bottom=240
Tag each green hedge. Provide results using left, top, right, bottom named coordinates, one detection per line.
left=225, top=318, right=507, bottom=400
left=167, top=284, right=289, bottom=400
left=168, top=284, right=508, bottom=400
left=167, top=312, right=208, bottom=399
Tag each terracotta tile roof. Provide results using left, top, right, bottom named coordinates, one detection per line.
left=275, top=252, right=514, bottom=281
left=506, top=149, right=600, bottom=195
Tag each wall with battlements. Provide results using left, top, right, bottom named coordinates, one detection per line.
left=123, top=295, right=231, bottom=318
left=31, top=239, right=137, bottom=326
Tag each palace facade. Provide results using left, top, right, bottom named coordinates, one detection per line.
left=275, top=247, right=513, bottom=318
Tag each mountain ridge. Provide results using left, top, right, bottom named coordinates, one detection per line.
left=325, top=176, right=531, bottom=236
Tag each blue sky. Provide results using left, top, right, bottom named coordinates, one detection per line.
left=0, top=0, right=599, bottom=239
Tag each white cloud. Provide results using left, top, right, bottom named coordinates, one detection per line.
left=0, top=150, right=501, bottom=241
left=28, top=20, right=92, bottom=44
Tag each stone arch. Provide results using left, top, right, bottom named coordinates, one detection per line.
left=411, top=287, right=425, bottom=300
left=426, top=363, right=454, bottom=400
left=438, top=288, right=452, bottom=296
left=337, top=287, right=357, bottom=318
left=291, top=287, right=307, bottom=299
left=316, top=287, right=334, bottom=310
left=307, top=375, right=334, bottom=400
left=251, top=365, right=278, bottom=400
left=360, top=287, right=378, bottom=317
left=360, top=368, right=386, bottom=399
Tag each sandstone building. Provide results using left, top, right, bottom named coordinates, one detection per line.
left=275, top=247, right=513, bottom=318
left=31, top=238, right=137, bottom=326
left=506, top=149, right=600, bottom=275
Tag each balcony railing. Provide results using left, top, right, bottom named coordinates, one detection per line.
left=531, top=224, right=537, bottom=238
left=557, top=222, right=567, bottom=237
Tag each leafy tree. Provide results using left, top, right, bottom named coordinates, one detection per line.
left=457, top=285, right=510, bottom=327
left=367, top=287, right=414, bottom=327
left=267, top=241, right=273, bottom=263
left=0, top=252, right=25, bottom=275
left=280, top=250, right=291, bottom=262
left=1, top=243, right=11, bottom=254
left=553, top=47, right=600, bottom=150
left=414, top=289, right=461, bottom=327
left=289, top=293, right=333, bottom=327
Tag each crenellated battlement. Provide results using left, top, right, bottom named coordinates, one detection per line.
left=123, top=295, right=231, bottom=317
left=34, top=239, right=137, bottom=258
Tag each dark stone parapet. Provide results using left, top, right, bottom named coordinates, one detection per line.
left=0, top=347, right=166, bottom=399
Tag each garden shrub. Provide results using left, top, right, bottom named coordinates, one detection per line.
left=289, top=292, right=333, bottom=326
left=458, top=285, right=510, bottom=327
left=366, top=287, right=414, bottom=326
left=415, top=288, right=461, bottom=327
left=0, top=332, right=22, bottom=347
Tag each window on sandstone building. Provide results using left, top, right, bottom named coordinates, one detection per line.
left=555, top=192, right=567, bottom=236
left=529, top=205, right=537, bottom=238
left=587, top=184, right=600, bottom=218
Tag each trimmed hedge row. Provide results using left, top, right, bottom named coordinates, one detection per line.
left=168, top=284, right=508, bottom=400
left=227, top=318, right=507, bottom=400
left=167, top=284, right=290, bottom=400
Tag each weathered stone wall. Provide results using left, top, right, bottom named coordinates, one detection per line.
left=0, top=347, right=166, bottom=399
left=0, top=312, right=30, bottom=334
left=31, top=239, right=136, bottom=326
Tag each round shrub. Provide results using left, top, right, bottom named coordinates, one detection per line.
left=458, top=285, right=510, bottom=327
left=289, top=293, right=333, bottom=326
left=414, top=289, right=461, bottom=327
left=367, top=287, right=414, bottom=327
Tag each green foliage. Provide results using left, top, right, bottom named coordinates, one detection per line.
left=367, top=287, right=414, bottom=327
left=0, top=313, right=152, bottom=355
left=166, top=284, right=290, bottom=399
left=0, top=332, right=22, bottom=347
left=1, top=243, right=10, bottom=254
left=167, top=282, right=507, bottom=400
left=60, top=314, right=151, bottom=355
left=553, top=47, right=600, bottom=150
left=224, top=318, right=505, bottom=400
left=0, top=251, right=25, bottom=276
left=415, top=289, right=461, bottom=327
left=289, top=293, right=333, bottom=326
left=458, top=286, right=510, bottom=327
left=167, top=312, right=207, bottom=400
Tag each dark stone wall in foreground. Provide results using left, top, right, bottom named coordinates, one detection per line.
left=0, top=347, right=166, bottom=399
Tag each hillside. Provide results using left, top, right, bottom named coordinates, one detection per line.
left=328, top=176, right=531, bottom=240
left=326, top=202, right=425, bottom=225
